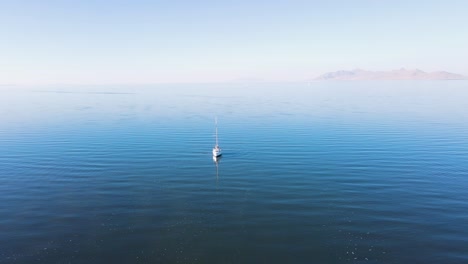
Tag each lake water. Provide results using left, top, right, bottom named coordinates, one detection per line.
left=1, top=81, right=468, bottom=263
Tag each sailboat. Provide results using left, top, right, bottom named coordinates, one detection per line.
left=212, top=117, right=222, bottom=157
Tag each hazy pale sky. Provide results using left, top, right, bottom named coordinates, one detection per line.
left=1, top=0, right=467, bottom=84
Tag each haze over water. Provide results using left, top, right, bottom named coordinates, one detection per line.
left=1, top=81, right=468, bottom=263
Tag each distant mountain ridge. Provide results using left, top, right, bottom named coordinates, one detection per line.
left=315, top=68, right=468, bottom=80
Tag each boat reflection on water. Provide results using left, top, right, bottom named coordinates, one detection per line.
left=212, top=155, right=222, bottom=163
left=213, top=155, right=222, bottom=180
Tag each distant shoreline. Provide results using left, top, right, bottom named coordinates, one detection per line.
left=315, top=69, right=468, bottom=81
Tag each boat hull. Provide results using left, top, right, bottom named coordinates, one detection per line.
left=212, top=148, right=222, bottom=157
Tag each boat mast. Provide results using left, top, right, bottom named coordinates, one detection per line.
left=215, top=117, right=219, bottom=146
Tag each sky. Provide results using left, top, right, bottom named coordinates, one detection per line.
left=1, top=0, right=467, bottom=85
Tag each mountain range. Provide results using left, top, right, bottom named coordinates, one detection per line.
left=315, top=69, right=467, bottom=80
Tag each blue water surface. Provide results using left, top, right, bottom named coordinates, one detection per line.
left=1, top=81, right=468, bottom=263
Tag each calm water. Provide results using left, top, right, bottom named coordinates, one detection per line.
left=1, top=82, right=468, bottom=263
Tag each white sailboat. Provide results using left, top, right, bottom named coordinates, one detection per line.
left=212, top=117, right=222, bottom=157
